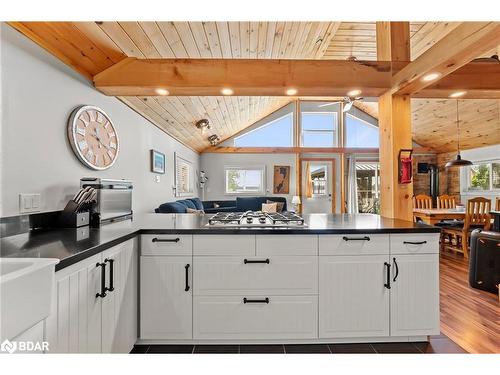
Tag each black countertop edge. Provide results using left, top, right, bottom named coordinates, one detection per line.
left=54, top=226, right=439, bottom=271
left=55, top=232, right=139, bottom=271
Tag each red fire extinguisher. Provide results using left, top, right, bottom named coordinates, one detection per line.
left=399, top=149, right=413, bottom=184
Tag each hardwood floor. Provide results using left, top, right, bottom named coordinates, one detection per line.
left=439, top=252, right=500, bottom=353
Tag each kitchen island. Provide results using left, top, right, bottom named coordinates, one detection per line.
left=1, top=213, right=441, bottom=352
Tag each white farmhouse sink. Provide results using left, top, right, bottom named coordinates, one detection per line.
left=0, top=258, right=59, bottom=341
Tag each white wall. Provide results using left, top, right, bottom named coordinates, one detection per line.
left=200, top=153, right=297, bottom=205
left=0, top=23, right=199, bottom=217
left=459, top=144, right=500, bottom=206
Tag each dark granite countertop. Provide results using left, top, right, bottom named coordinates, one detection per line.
left=0, top=213, right=439, bottom=271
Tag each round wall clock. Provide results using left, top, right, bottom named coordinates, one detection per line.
left=67, top=105, right=119, bottom=170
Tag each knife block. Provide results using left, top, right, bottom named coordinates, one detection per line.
left=57, top=210, right=90, bottom=228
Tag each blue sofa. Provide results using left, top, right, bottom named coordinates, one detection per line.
left=155, top=196, right=288, bottom=214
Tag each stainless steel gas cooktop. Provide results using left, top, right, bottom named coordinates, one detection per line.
left=206, top=211, right=306, bottom=227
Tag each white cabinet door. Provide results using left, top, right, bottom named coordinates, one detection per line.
left=319, top=255, right=390, bottom=338
left=390, top=254, right=440, bottom=336
left=140, top=256, right=192, bottom=339
left=45, top=253, right=102, bottom=353
left=101, top=239, right=137, bottom=353
left=194, top=295, right=318, bottom=340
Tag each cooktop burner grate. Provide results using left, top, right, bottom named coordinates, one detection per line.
left=208, top=212, right=244, bottom=225
left=265, top=212, right=305, bottom=225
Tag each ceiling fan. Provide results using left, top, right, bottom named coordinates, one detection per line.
left=318, top=95, right=363, bottom=112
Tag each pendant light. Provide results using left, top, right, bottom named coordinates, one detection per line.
left=445, top=100, right=472, bottom=168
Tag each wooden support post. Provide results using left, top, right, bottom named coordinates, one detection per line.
left=377, top=22, right=414, bottom=221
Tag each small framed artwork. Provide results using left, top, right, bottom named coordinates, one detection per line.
left=150, top=149, right=165, bottom=174
left=273, top=165, right=290, bottom=194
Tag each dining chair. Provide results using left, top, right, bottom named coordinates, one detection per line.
left=437, top=194, right=456, bottom=209
left=413, top=194, right=433, bottom=209
left=441, top=197, right=491, bottom=259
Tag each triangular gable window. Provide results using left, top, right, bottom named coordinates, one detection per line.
left=234, top=113, right=293, bottom=147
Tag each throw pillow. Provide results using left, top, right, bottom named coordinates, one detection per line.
left=186, top=207, right=205, bottom=214
left=262, top=202, right=278, bottom=213
left=267, top=200, right=284, bottom=212
left=213, top=203, right=220, bottom=208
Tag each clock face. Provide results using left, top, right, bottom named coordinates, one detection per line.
left=68, top=106, right=119, bottom=170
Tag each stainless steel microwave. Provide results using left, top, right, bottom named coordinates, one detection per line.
left=80, top=178, right=132, bottom=225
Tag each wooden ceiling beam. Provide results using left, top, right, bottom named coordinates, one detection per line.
left=391, top=22, right=500, bottom=96
left=93, top=57, right=395, bottom=97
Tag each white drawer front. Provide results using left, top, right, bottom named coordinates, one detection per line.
left=193, top=235, right=255, bottom=256
left=390, top=234, right=439, bottom=255
left=193, top=295, right=318, bottom=339
left=194, top=256, right=318, bottom=295
left=141, top=234, right=192, bottom=256
left=319, top=234, right=389, bottom=255
left=256, top=235, right=318, bottom=255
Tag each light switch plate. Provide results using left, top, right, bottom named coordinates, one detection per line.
left=19, top=193, right=41, bottom=213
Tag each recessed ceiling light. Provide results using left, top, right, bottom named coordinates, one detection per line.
left=449, top=91, right=467, bottom=98
left=221, top=88, right=234, bottom=96
left=421, top=72, right=441, bottom=82
left=286, top=88, right=298, bottom=96
left=155, top=88, right=169, bottom=96
left=347, top=89, right=362, bottom=97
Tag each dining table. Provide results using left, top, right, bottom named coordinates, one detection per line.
left=413, top=208, right=465, bottom=226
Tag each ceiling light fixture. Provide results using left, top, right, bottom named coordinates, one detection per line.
left=445, top=100, right=473, bottom=168
left=347, top=89, right=362, bottom=97
left=208, top=134, right=221, bottom=146
left=154, top=88, right=169, bottom=96
left=221, top=88, right=234, bottom=96
left=449, top=91, right=467, bottom=98
left=421, top=72, right=441, bottom=82
left=286, top=88, right=298, bottom=96
left=195, top=119, right=211, bottom=134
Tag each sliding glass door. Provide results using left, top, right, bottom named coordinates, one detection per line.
left=356, top=162, right=380, bottom=214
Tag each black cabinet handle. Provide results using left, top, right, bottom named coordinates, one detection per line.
left=185, top=264, right=190, bottom=292
left=104, top=258, right=115, bottom=292
left=343, top=236, right=370, bottom=241
left=244, top=259, right=270, bottom=264
left=384, top=262, right=391, bottom=289
left=152, top=237, right=180, bottom=243
left=95, top=262, right=107, bottom=298
left=403, top=241, right=427, bottom=245
left=243, top=297, right=270, bottom=304
left=393, top=257, right=399, bottom=283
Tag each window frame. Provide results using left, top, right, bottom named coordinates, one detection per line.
left=465, top=160, right=500, bottom=192
left=344, top=113, right=380, bottom=148
left=174, top=153, right=195, bottom=197
left=234, top=112, right=294, bottom=147
left=224, top=166, right=266, bottom=195
left=300, top=111, right=338, bottom=148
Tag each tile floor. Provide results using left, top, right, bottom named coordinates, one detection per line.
left=130, top=335, right=466, bottom=354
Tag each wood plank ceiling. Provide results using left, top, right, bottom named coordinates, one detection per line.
left=9, top=22, right=500, bottom=152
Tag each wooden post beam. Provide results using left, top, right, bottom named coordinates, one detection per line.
left=377, top=22, right=414, bottom=221
left=392, top=22, right=500, bottom=96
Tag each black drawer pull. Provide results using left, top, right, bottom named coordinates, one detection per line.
left=185, top=264, right=190, bottom=292
left=243, top=297, right=269, bottom=304
left=152, top=237, right=180, bottom=243
left=384, top=262, right=391, bottom=289
left=95, top=262, right=107, bottom=298
left=104, top=258, right=115, bottom=292
left=403, top=241, right=427, bottom=245
left=244, top=259, right=270, bottom=264
left=343, top=236, right=370, bottom=241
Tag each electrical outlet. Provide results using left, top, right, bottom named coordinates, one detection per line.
left=19, top=193, right=42, bottom=213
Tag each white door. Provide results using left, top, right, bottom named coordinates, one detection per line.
left=302, top=161, right=333, bottom=214
left=390, top=254, right=440, bottom=336
left=319, top=255, right=390, bottom=338
left=140, top=256, right=192, bottom=339
left=45, top=253, right=102, bottom=353
left=101, top=239, right=137, bottom=353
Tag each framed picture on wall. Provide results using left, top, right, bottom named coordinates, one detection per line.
left=273, top=165, right=290, bottom=194
left=150, top=149, right=165, bottom=174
